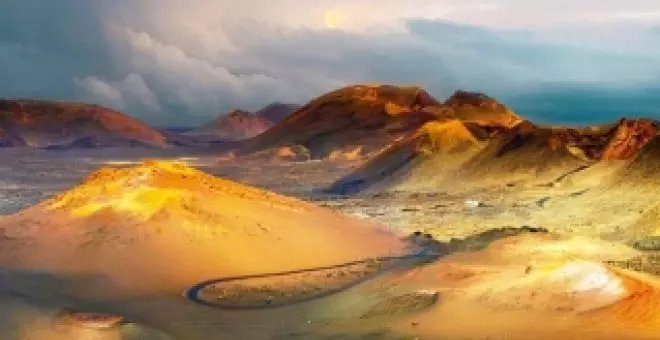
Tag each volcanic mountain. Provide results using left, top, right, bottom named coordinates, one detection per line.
left=618, top=134, right=660, bottom=185
left=331, top=114, right=660, bottom=194
left=0, top=100, right=169, bottom=148
left=328, top=119, right=483, bottom=194
left=240, top=85, right=444, bottom=159
left=600, top=118, right=658, bottom=160
left=0, top=160, right=408, bottom=294
left=443, top=90, right=523, bottom=128
left=187, top=110, right=273, bottom=141
left=256, top=102, right=301, bottom=123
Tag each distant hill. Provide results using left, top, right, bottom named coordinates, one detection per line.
left=240, top=84, right=444, bottom=159
left=328, top=119, right=483, bottom=194
left=256, top=102, right=301, bottom=123
left=186, top=110, right=274, bottom=141
left=329, top=115, right=660, bottom=194
left=0, top=100, right=169, bottom=148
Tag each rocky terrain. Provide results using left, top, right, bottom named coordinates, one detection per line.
left=1, top=84, right=660, bottom=339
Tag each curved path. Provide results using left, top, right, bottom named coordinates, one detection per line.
left=185, top=248, right=439, bottom=309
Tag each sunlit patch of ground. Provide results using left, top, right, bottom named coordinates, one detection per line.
left=2, top=149, right=660, bottom=339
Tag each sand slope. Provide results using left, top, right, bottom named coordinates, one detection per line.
left=309, top=232, right=660, bottom=340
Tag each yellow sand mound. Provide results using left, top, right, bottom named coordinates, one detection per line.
left=0, top=160, right=408, bottom=294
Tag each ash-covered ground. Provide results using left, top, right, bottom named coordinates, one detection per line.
left=0, top=147, right=648, bottom=244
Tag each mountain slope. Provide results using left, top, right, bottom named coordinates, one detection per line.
left=240, top=85, right=443, bottom=159
left=600, top=118, right=658, bottom=160
left=328, top=119, right=483, bottom=194
left=0, top=100, right=168, bottom=148
left=443, top=90, right=523, bottom=128
left=459, top=121, right=588, bottom=184
left=0, top=161, right=408, bottom=294
left=188, top=110, right=273, bottom=141
left=256, top=102, right=301, bottom=123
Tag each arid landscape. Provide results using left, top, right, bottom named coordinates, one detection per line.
left=0, top=84, right=660, bottom=339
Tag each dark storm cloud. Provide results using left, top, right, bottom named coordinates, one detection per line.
left=0, top=0, right=659, bottom=127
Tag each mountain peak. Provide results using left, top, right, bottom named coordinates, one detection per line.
left=444, top=90, right=522, bottom=128
left=46, top=160, right=296, bottom=221
left=241, top=84, right=442, bottom=159
left=190, top=109, right=273, bottom=141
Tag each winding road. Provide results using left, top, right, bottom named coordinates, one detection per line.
left=185, top=248, right=439, bottom=309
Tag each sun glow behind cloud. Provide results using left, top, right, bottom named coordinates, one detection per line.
left=1, top=0, right=660, bottom=126
left=324, top=9, right=340, bottom=29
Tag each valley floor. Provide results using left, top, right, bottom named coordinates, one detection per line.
left=1, top=148, right=659, bottom=340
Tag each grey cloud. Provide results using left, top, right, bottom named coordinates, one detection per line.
left=0, top=0, right=659, bottom=127
left=75, top=73, right=161, bottom=115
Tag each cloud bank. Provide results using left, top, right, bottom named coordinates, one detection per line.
left=1, top=0, right=659, bottom=126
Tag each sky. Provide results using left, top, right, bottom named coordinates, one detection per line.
left=1, top=0, right=660, bottom=127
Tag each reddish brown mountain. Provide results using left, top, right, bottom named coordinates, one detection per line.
left=529, top=118, right=658, bottom=161
left=256, top=102, right=301, bottom=123
left=601, top=118, right=658, bottom=160
left=0, top=100, right=168, bottom=148
left=189, top=110, right=274, bottom=141
left=240, top=85, right=444, bottom=159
